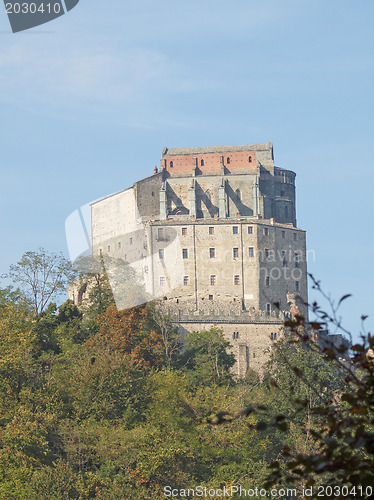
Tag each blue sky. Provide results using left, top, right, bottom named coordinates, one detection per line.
left=0, top=0, right=373, bottom=338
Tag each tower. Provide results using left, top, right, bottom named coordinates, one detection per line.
left=88, top=142, right=308, bottom=376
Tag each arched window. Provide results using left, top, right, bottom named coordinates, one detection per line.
left=201, top=159, right=204, bottom=166
left=270, top=332, right=274, bottom=340
left=236, top=189, right=241, bottom=201
left=170, top=161, right=173, bottom=168
left=227, top=157, right=230, bottom=164
left=274, top=332, right=277, bottom=340
left=248, top=156, right=252, bottom=163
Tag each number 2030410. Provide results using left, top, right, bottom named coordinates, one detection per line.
left=5, top=3, right=62, bottom=14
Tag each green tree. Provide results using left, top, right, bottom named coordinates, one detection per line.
left=7, top=249, right=75, bottom=315
left=181, top=327, right=236, bottom=387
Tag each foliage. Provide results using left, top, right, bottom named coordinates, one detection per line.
left=88, top=304, right=164, bottom=369
left=181, top=326, right=236, bottom=387
left=7, top=248, right=75, bottom=315
left=2, top=254, right=373, bottom=499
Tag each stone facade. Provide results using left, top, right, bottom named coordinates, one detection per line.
left=77, top=142, right=308, bottom=376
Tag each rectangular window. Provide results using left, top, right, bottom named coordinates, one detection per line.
left=248, top=247, right=254, bottom=257
left=210, top=275, right=216, bottom=285
left=209, top=226, right=214, bottom=235
left=182, top=249, right=188, bottom=259
left=118, top=241, right=121, bottom=249
left=234, top=275, right=240, bottom=285
left=182, top=227, right=187, bottom=236
left=282, top=231, right=285, bottom=239
left=233, top=226, right=238, bottom=234
left=209, top=294, right=213, bottom=300
left=183, top=276, right=189, bottom=286
left=160, top=276, right=166, bottom=286
left=295, top=281, right=299, bottom=292
left=248, top=226, right=253, bottom=234
left=293, top=232, right=297, bottom=241
left=282, top=250, right=287, bottom=267
left=266, top=303, right=271, bottom=314
left=265, top=248, right=269, bottom=259
left=159, top=249, right=164, bottom=259
left=209, top=248, right=215, bottom=258
left=264, top=227, right=269, bottom=236
left=266, top=276, right=270, bottom=287
left=129, top=237, right=133, bottom=245
left=157, top=228, right=163, bottom=239
left=107, top=245, right=111, bottom=252
left=294, top=252, right=300, bottom=268
left=233, top=247, right=239, bottom=258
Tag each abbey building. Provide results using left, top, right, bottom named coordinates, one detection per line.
left=78, top=142, right=308, bottom=376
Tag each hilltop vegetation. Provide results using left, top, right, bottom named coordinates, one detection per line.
left=0, top=251, right=372, bottom=499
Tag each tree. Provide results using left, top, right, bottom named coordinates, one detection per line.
left=181, top=327, right=236, bottom=387
left=7, top=248, right=75, bottom=315
left=88, top=304, right=164, bottom=369
left=148, top=301, right=182, bottom=370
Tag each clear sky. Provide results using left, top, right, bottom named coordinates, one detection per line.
left=0, top=0, right=373, bottom=338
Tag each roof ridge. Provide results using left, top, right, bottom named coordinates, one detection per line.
left=163, top=142, right=272, bottom=156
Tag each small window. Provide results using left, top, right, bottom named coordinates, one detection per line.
left=274, top=332, right=277, bottom=340
left=157, top=228, right=163, bottom=239
left=182, top=227, right=187, bottom=236
left=264, top=227, right=269, bottom=236
left=248, top=226, right=253, bottom=234
left=233, top=331, right=239, bottom=339
left=236, top=189, right=241, bottom=201
left=266, top=276, right=270, bottom=287
left=210, top=275, right=216, bottom=285
left=233, top=226, right=238, bottom=234
left=209, top=226, right=214, bottom=235
left=266, top=303, right=271, bottom=314
left=248, top=247, right=254, bottom=257
left=182, top=249, right=188, bottom=259
left=234, top=275, right=240, bottom=285
left=183, top=276, right=189, bottom=286
left=170, top=161, right=174, bottom=168
left=107, top=245, right=111, bottom=252
left=227, top=157, right=230, bottom=164
left=248, top=156, right=252, bottom=163
left=201, top=159, right=204, bottom=166
left=209, top=248, right=215, bottom=258
left=253, top=352, right=256, bottom=358
left=295, top=281, right=299, bottom=292
left=159, top=249, right=164, bottom=259
left=294, top=252, right=300, bottom=268
left=285, top=206, right=289, bottom=218
left=129, top=237, right=133, bottom=245
left=282, top=250, right=287, bottom=267
left=160, top=276, right=166, bottom=286
left=118, top=242, right=121, bottom=249
left=265, top=249, right=269, bottom=259
left=282, top=231, right=285, bottom=239
left=209, top=294, right=213, bottom=300
left=270, top=332, right=274, bottom=340
left=233, top=247, right=239, bottom=258
left=293, top=233, right=297, bottom=241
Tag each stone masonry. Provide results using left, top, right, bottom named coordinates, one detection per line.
left=72, top=143, right=308, bottom=376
